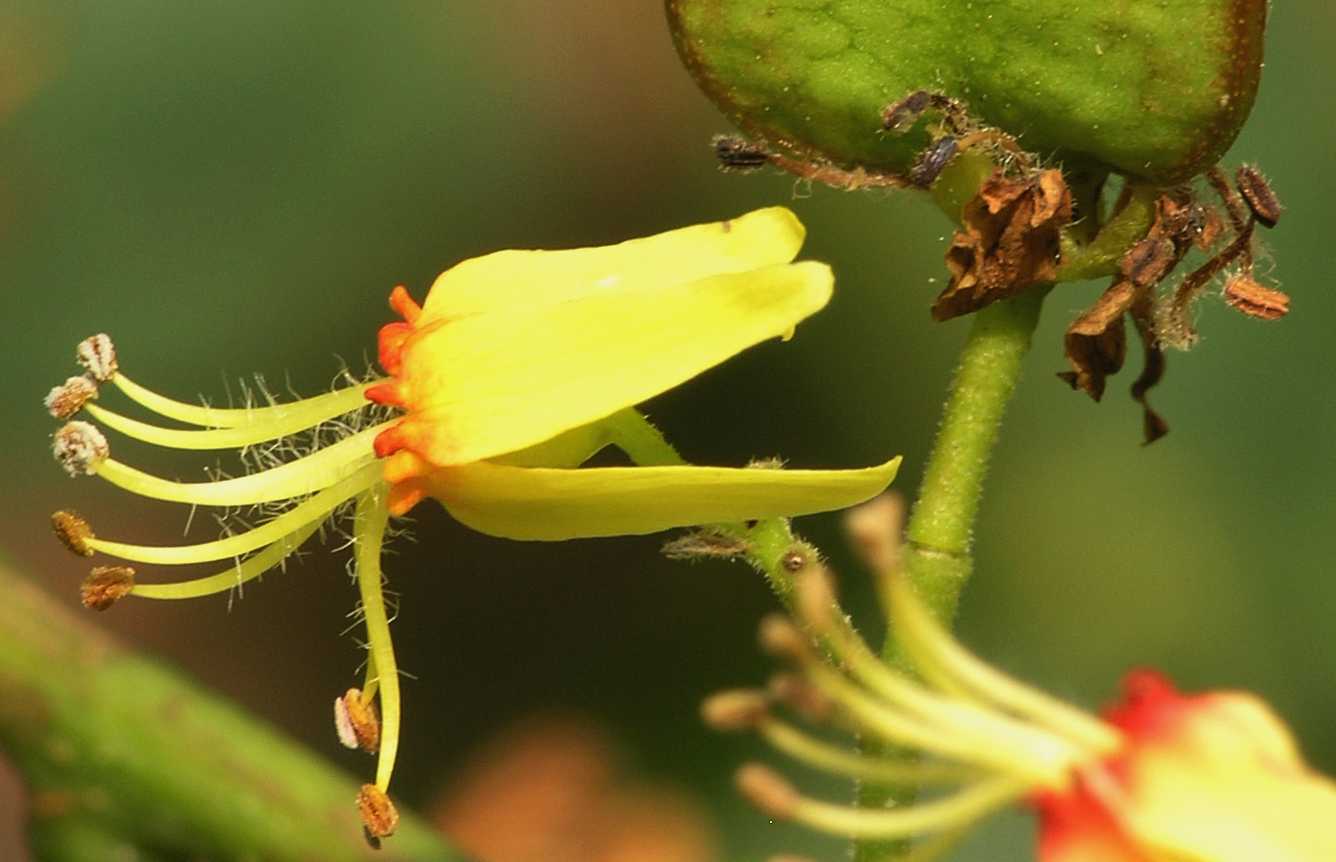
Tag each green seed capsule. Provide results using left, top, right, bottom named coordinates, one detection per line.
left=667, top=0, right=1266, bottom=183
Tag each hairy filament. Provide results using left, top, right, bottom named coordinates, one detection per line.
left=93, top=424, right=388, bottom=506
left=353, top=489, right=399, bottom=792
left=887, top=575, right=1120, bottom=755
left=131, top=519, right=324, bottom=600
left=87, top=463, right=382, bottom=565
left=85, top=401, right=383, bottom=451
left=112, top=373, right=383, bottom=429
left=760, top=717, right=974, bottom=785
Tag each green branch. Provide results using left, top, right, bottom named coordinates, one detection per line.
left=0, top=561, right=460, bottom=862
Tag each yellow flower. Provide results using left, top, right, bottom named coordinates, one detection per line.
left=714, top=547, right=1336, bottom=861
left=45, top=207, right=899, bottom=840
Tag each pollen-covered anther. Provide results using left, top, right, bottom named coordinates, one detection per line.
left=356, top=784, right=399, bottom=839
left=51, top=510, right=95, bottom=557
left=702, top=690, right=770, bottom=732
left=44, top=376, right=98, bottom=420
left=334, top=688, right=380, bottom=754
left=76, top=334, right=118, bottom=382
left=1224, top=273, right=1290, bottom=321
left=768, top=673, right=835, bottom=725
left=81, top=566, right=134, bottom=611
left=53, top=421, right=109, bottom=477
left=736, top=763, right=800, bottom=820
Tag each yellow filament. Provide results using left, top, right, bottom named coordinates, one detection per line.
left=759, top=717, right=974, bottom=786
left=86, top=463, right=382, bottom=565
left=788, top=775, right=1027, bottom=839
left=85, top=401, right=383, bottom=451
left=352, top=489, right=399, bottom=791
left=113, top=373, right=383, bottom=429
left=131, top=519, right=323, bottom=600
left=889, top=575, right=1121, bottom=755
left=93, top=424, right=387, bottom=506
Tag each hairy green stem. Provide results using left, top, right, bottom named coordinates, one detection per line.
left=854, top=288, right=1046, bottom=862
left=0, top=560, right=459, bottom=862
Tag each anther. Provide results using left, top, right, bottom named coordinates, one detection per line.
left=736, top=763, right=800, bottom=820
left=53, top=421, right=109, bottom=477
left=1235, top=165, right=1282, bottom=229
left=758, top=615, right=806, bottom=660
left=844, top=494, right=904, bottom=576
left=794, top=568, right=838, bottom=633
left=357, top=784, right=399, bottom=840
left=81, top=566, right=134, bottom=611
left=1224, top=274, right=1290, bottom=321
left=334, top=688, right=381, bottom=753
left=44, top=376, right=98, bottom=420
left=702, top=690, right=770, bottom=732
left=713, top=135, right=771, bottom=172
left=768, top=673, right=835, bottom=724
left=51, top=510, right=95, bottom=557
left=76, top=334, right=118, bottom=383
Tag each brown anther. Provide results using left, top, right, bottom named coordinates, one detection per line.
left=1120, top=236, right=1177, bottom=289
left=81, top=566, right=134, bottom=611
left=661, top=529, right=748, bottom=560
left=794, top=568, right=837, bottom=632
left=844, top=495, right=904, bottom=575
left=768, top=673, right=835, bottom=724
left=1224, top=274, right=1290, bottom=320
left=44, top=376, right=98, bottom=420
left=357, top=784, right=399, bottom=840
left=76, top=334, right=118, bottom=382
left=712, top=135, right=771, bottom=172
left=758, top=615, right=805, bottom=660
left=701, top=690, right=769, bottom=731
left=1191, top=205, right=1225, bottom=251
left=735, top=764, right=799, bottom=820
left=52, top=421, right=109, bottom=477
left=52, top=510, right=95, bottom=557
left=1235, top=165, right=1282, bottom=228
left=334, top=688, right=381, bottom=754
left=881, top=89, right=933, bottom=132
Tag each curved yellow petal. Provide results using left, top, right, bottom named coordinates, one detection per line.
left=423, top=457, right=900, bottom=540
left=394, top=260, right=834, bottom=467
left=419, top=207, right=806, bottom=323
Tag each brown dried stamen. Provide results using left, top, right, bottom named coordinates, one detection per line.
left=52, top=510, right=95, bottom=557
left=1224, top=274, right=1290, bottom=320
left=81, top=566, right=134, bottom=611
left=1235, top=165, right=1282, bottom=228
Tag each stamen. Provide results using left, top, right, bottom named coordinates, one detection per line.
left=334, top=687, right=381, bottom=754
left=352, top=490, right=400, bottom=793
left=83, top=402, right=388, bottom=451
left=52, top=510, right=95, bottom=557
left=738, top=763, right=1027, bottom=840
left=93, top=424, right=386, bottom=506
left=81, top=566, right=135, bottom=610
left=356, top=783, right=399, bottom=840
left=45, top=376, right=98, bottom=420
left=53, top=422, right=109, bottom=477
left=760, top=717, right=975, bottom=786
left=130, top=518, right=322, bottom=600
left=85, top=463, right=381, bottom=565
left=886, top=574, right=1121, bottom=755
left=111, top=373, right=382, bottom=430
left=76, top=334, right=118, bottom=382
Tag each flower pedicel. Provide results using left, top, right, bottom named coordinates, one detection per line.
left=45, top=207, right=899, bottom=841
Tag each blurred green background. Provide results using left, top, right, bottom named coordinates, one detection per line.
left=1, top=3, right=1332, bottom=860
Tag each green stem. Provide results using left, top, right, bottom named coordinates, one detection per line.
left=0, top=559, right=459, bottom=862
left=854, top=288, right=1046, bottom=862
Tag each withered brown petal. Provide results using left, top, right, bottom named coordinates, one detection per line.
left=1060, top=278, right=1137, bottom=401
left=1130, top=293, right=1170, bottom=445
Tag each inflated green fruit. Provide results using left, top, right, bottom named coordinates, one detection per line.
left=668, top=0, right=1266, bottom=183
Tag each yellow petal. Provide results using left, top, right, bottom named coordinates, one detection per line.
left=1119, top=692, right=1336, bottom=861
left=421, top=457, right=900, bottom=540
left=418, top=207, right=805, bottom=323
left=394, top=261, right=833, bottom=467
